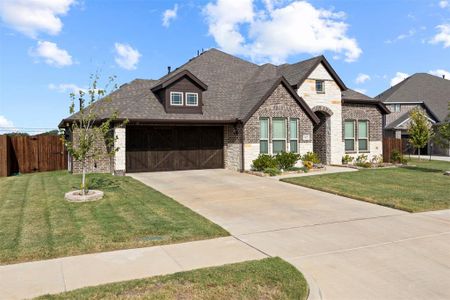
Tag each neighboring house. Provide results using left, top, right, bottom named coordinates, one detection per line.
left=60, top=49, right=389, bottom=174
left=376, top=73, right=450, bottom=156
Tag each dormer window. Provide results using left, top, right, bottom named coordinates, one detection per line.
left=315, top=80, right=325, bottom=93
left=170, top=92, right=183, bottom=106
left=186, top=93, right=199, bottom=106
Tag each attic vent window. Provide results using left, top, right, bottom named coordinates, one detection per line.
left=170, top=92, right=183, bottom=106
left=315, top=80, right=325, bottom=93
left=186, top=93, right=199, bottom=106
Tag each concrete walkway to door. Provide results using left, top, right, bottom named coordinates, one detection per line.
left=131, top=169, right=450, bottom=300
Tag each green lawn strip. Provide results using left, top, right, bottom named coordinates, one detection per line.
left=406, top=158, right=450, bottom=172
left=36, top=257, right=308, bottom=300
left=0, top=171, right=228, bottom=265
left=282, top=167, right=450, bottom=212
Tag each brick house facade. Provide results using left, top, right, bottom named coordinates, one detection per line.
left=63, top=49, right=389, bottom=174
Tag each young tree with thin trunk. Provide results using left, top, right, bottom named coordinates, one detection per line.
left=407, top=108, right=432, bottom=160
left=62, top=74, right=126, bottom=195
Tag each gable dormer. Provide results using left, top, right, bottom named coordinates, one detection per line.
left=151, top=70, right=207, bottom=114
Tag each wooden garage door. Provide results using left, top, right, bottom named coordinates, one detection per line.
left=126, top=126, right=224, bottom=172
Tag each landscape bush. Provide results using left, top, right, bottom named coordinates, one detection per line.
left=275, top=152, right=300, bottom=170
left=342, top=154, right=353, bottom=164
left=252, top=154, right=277, bottom=171
left=303, top=161, right=314, bottom=170
left=301, top=152, right=320, bottom=164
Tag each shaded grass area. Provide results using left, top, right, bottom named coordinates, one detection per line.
left=37, top=257, right=308, bottom=300
left=282, top=165, right=450, bottom=212
left=0, top=171, right=228, bottom=265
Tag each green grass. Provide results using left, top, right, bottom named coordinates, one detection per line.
left=0, top=171, right=228, bottom=265
left=36, top=257, right=308, bottom=300
left=406, top=158, right=450, bottom=171
left=282, top=160, right=450, bottom=212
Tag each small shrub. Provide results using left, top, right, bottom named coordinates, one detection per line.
left=342, top=154, right=353, bottom=164
left=371, top=154, right=383, bottom=165
left=301, top=152, right=320, bottom=164
left=391, top=149, right=404, bottom=164
left=263, top=167, right=282, bottom=176
left=275, top=151, right=300, bottom=170
left=252, top=154, right=277, bottom=171
left=355, top=154, right=368, bottom=164
left=303, top=161, right=314, bottom=170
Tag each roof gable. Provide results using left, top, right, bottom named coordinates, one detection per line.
left=241, top=76, right=320, bottom=124
left=151, top=70, right=207, bottom=92
left=278, top=55, right=347, bottom=91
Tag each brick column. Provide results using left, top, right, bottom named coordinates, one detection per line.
left=114, top=127, right=126, bottom=175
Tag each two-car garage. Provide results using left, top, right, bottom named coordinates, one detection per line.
left=125, top=126, right=224, bottom=172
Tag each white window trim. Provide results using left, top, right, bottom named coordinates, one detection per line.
left=289, top=118, right=298, bottom=153
left=260, top=118, right=269, bottom=154
left=272, top=117, right=287, bottom=154
left=344, top=120, right=356, bottom=152
left=185, top=92, right=199, bottom=106
left=357, top=120, right=369, bottom=152
left=170, top=91, right=183, bottom=106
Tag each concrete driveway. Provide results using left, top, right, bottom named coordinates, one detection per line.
left=130, top=169, right=450, bottom=300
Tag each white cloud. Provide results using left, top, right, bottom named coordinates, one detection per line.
left=114, top=43, right=141, bottom=70
left=48, top=83, right=86, bottom=94
left=430, top=24, right=450, bottom=48
left=385, top=29, right=416, bottom=44
left=0, top=115, right=14, bottom=128
left=203, top=0, right=362, bottom=64
left=429, top=69, right=450, bottom=79
left=162, top=4, right=178, bottom=27
left=390, top=72, right=409, bottom=86
left=30, top=41, right=73, bottom=67
left=355, top=73, right=370, bottom=84
left=439, top=1, right=448, bottom=8
left=0, top=0, right=75, bottom=38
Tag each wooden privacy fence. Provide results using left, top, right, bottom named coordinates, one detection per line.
left=0, top=134, right=67, bottom=177
left=383, top=137, right=403, bottom=162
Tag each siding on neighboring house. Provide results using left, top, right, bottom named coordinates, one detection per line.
left=342, top=103, right=383, bottom=159
left=243, top=83, right=314, bottom=170
left=385, top=103, right=421, bottom=126
left=297, top=63, right=344, bottom=164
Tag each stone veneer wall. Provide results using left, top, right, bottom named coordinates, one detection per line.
left=224, top=124, right=243, bottom=171
left=342, top=103, right=383, bottom=159
left=243, top=83, right=314, bottom=170
left=71, top=128, right=112, bottom=174
left=297, top=63, right=344, bottom=164
left=114, top=127, right=126, bottom=175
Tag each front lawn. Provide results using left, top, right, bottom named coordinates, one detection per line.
left=37, top=257, right=308, bottom=300
left=407, top=158, right=450, bottom=171
left=282, top=161, right=450, bottom=212
left=0, top=171, right=228, bottom=265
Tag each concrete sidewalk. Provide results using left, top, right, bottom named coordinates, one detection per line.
left=409, top=155, right=450, bottom=162
left=0, top=237, right=267, bottom=300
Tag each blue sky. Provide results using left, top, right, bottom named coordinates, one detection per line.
left=0, top=0, right=449, bottom=132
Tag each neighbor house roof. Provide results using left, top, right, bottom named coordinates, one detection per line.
left=61, top=48, right=378, bottom=126
left=376, top=73, right=450, bottom=122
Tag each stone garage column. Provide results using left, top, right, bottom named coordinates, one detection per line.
left=114, top=126, right=126, bottom=175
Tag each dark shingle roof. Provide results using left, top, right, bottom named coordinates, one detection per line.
left=61, top=48, right=380, bottom=125
left=376, top=73, right=450, bottom=122
left=342, top=88, right=373, bottom=101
